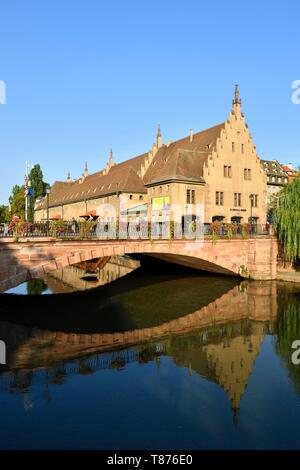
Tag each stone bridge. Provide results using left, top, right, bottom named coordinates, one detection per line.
left=0, top=236, right=278, bottom=292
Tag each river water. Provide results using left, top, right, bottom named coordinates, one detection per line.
left=0, top=256, right=300, bottom=450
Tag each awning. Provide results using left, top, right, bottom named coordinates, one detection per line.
left=79, top=210, right=98, bottom=219
left=49, top=214, right=62, bottom=221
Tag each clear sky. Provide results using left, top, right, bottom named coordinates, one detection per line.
left=0, top=0, right=299, bottom=204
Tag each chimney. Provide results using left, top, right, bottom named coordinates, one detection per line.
left=189, top=129, right=193, bottom=143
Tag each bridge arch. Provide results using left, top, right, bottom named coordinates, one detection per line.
left=0, top=238, right=278, bottom=293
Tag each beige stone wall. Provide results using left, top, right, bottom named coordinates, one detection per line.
left=147, top=182, right=205, bottom=223
left=34, top=192, right=147, bottom=222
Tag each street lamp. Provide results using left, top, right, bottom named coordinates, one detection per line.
left=46, top=188, right=51, bottom=235
left=249, top=194, right=254, bottom=235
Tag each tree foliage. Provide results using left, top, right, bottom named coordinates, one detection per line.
left=7, top=165, right=49, bottom=222
left=0, top=204, right=10, bottom=223
left=274, top=177, right=300, bottom=261
left=9, top=185, right=25, bottom=219
left=28, top=164, right=49, bottom=222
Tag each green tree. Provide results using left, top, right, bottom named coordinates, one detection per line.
left=274, top=177, right=300, bottom=261
left=9, top=184, right=25, bottom=219
left=28, top=164, right=49, bottom=222
left=0, top=205, right=10, bottom=223
left=7, top=165, right=49, bottom=222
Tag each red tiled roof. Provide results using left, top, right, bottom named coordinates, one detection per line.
left=144, top=123, right=224, bottom=184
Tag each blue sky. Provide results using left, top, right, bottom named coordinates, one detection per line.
left=0, top=0, right=299, bottom=204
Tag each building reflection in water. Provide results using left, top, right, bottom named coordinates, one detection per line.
left=0, top=274, right=286, bottom=419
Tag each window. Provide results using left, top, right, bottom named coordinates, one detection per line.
left=232, top=142, right=235, bottom=152
left=241, top=143, right=244, bottom=154
left=244, top=168, right=252, bottom=180
left=216, top=191, right=224, bottom=206
left=234, top=193, right=242, bottom=207
left=159, top=186, right=162, bottom=193
left=129, top=194, right=133, bottom=200
left=191, top=190, right=195, bottom=204
left=139, top=195, right=143, bottom=200
left=186, top=189, right=191, bottom=204
left=224, top=165, right=232, bottom=178
left=251, top=194, right=258, bottom=207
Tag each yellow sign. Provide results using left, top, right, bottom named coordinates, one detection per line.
left=152, top=196, right=170, bottom=211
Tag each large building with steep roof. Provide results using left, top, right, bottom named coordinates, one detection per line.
left=35, top=86, right=268, bottom=226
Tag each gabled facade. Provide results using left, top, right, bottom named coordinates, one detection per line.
left=144, top=87, right=267, bottom=225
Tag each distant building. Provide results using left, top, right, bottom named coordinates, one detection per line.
left=260, top=159, right=288, bottom=205
left=35, top=86, right=268, bottom=226
left=261, top=160, right=299, bottom=208
left=281, top=163, right=298, bottom=182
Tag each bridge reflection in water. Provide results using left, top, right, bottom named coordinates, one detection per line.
left=0, top=269, right=279, bottom=416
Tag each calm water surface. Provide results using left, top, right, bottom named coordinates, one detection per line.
left=0, top=257, right=300, bottom=450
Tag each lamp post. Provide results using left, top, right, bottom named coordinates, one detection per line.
left=46, top=188, right=50, bottom=235
left=249, top=194, right=254, bottom=235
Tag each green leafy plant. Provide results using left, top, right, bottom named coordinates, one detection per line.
left=225, top=223, right=233, bottom=240
left=49, top=220, right=66, bottom=238
left=274, top=177, right=300, bottom=261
